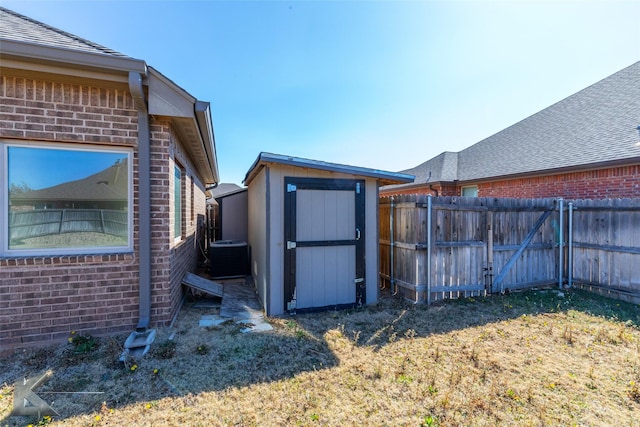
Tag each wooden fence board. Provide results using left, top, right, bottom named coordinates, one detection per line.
left=379, top=196, right=639, bottom=304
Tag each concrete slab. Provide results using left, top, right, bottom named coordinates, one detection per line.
left=218, top=277, right=272, bottom=333
left=219, top=278, right=264, bottom=320
left=199, top=315, right=228, bottom=327
left=237, top=318, right=274, bottom=333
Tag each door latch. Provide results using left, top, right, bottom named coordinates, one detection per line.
left=287, top=241, right=297, bottom=249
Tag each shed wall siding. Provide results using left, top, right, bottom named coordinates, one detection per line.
left=220, top=191, right=248, bottom=242
left=365, top=179, right=379, bottom=304
left=248, top=167, right=268, bottom=312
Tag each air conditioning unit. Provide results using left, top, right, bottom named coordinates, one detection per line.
left=209, top=240, right=248, bottom=278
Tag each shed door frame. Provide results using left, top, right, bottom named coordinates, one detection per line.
left=284, top=177, right=365, bottom=312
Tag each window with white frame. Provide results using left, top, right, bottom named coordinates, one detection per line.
left=1, top=142, right=133, bottom=256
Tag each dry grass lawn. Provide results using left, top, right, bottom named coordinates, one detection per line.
left=1, top=288, right=639, bottom=426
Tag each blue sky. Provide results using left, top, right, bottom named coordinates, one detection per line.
left=8, top=147, right=126, bottom=190
left=3, top=0, right=639, bottom=185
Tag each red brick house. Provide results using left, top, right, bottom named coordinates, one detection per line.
left=381, top=61, right=640, bottom=199
left=0, top=8, right=219, bottom=351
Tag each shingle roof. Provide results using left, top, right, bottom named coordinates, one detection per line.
left=395, top=61, right=640, bottom=187
left=210, top=183, right=245, bottom=199
left=0, top=6, right=129, bottom=57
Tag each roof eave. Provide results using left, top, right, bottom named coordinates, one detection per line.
left=147, top=68, right=219, bottom=185
left=0, top=39, right=146, bottom=74
left=244, top=152, right=415, bottom=186
left=195, top=101, right=220, bottom=185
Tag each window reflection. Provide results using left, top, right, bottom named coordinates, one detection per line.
left=7, top=146, right=130, bottom=250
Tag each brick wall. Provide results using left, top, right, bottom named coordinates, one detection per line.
left=0, top=76, right=137, bottom=145
left=478, top=166, right=640, bottom=199
left=1, top=255, right=139, bottom=348
left=166, top=127, right=209, bottom=324
left=0, top=75, right=209, bottom=351
left=0, top=76, right=145, bottom=351
left=381, top=165, right=640, bottom=199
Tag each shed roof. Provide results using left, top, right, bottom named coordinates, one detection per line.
left=387, top=61, right=640, bottom=191
left=244, top=152, right=415, bottom=187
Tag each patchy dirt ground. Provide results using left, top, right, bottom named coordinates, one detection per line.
left=2, top=288, right=639, bottom=426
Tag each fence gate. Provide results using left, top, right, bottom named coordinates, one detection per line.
left=380, top=196, right=559, bottom=304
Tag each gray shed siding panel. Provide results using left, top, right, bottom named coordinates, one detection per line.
left=252, top=165, right=379, bottom=315
left=220, top=191, right=248, bottom=242
left=248, top=167, right=268, bottom=312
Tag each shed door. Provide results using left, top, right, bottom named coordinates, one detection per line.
left=284, top=177, right=365, bottom=312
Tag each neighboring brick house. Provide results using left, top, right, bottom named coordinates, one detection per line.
left=0, top=8, right=219, bottom=351
left=381, top=61, right=640, bottom=199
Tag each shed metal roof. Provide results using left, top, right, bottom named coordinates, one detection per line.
left=244, top=152, right=415, bottom=186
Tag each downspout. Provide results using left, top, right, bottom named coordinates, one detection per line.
left=129, top=71, right=151, bottom=332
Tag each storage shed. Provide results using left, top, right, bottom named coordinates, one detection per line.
left=244, top=153, right=414, bottom=315
left=210, top=183, right=248, bottom=242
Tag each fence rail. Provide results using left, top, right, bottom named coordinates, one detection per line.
left=380, top=195, right=640, bottom=305
left=9, top=209, right=128, bottom=242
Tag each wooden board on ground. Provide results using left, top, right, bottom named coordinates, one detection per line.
left=182, top=272, right=224, bottom=297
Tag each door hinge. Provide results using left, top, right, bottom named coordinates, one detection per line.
left=356, top=183, right=361, bottom=194
left=287, top=241, right=297, bottom=249
left=354, top=277, right=364, bottom=284
left=287, top=184, right=297, bottom=193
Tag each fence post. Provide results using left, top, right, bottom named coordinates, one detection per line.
left=486, top=210, right=493, bottom=295
left=558, top=198, right=564, bottom=289
left=390, top=196, right=395, bottom=295
left=58, top=209, right=65, bottom=234
left=568, top=202, right=573, bottom=289
left=426, top=194, right=432, bottom=305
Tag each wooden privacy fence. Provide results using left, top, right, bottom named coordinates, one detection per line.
left=570, top=198, right=640, bottom=303
left=379, top=195, right=640, bottom=304
left=9, top=209, right=128, bottom=242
